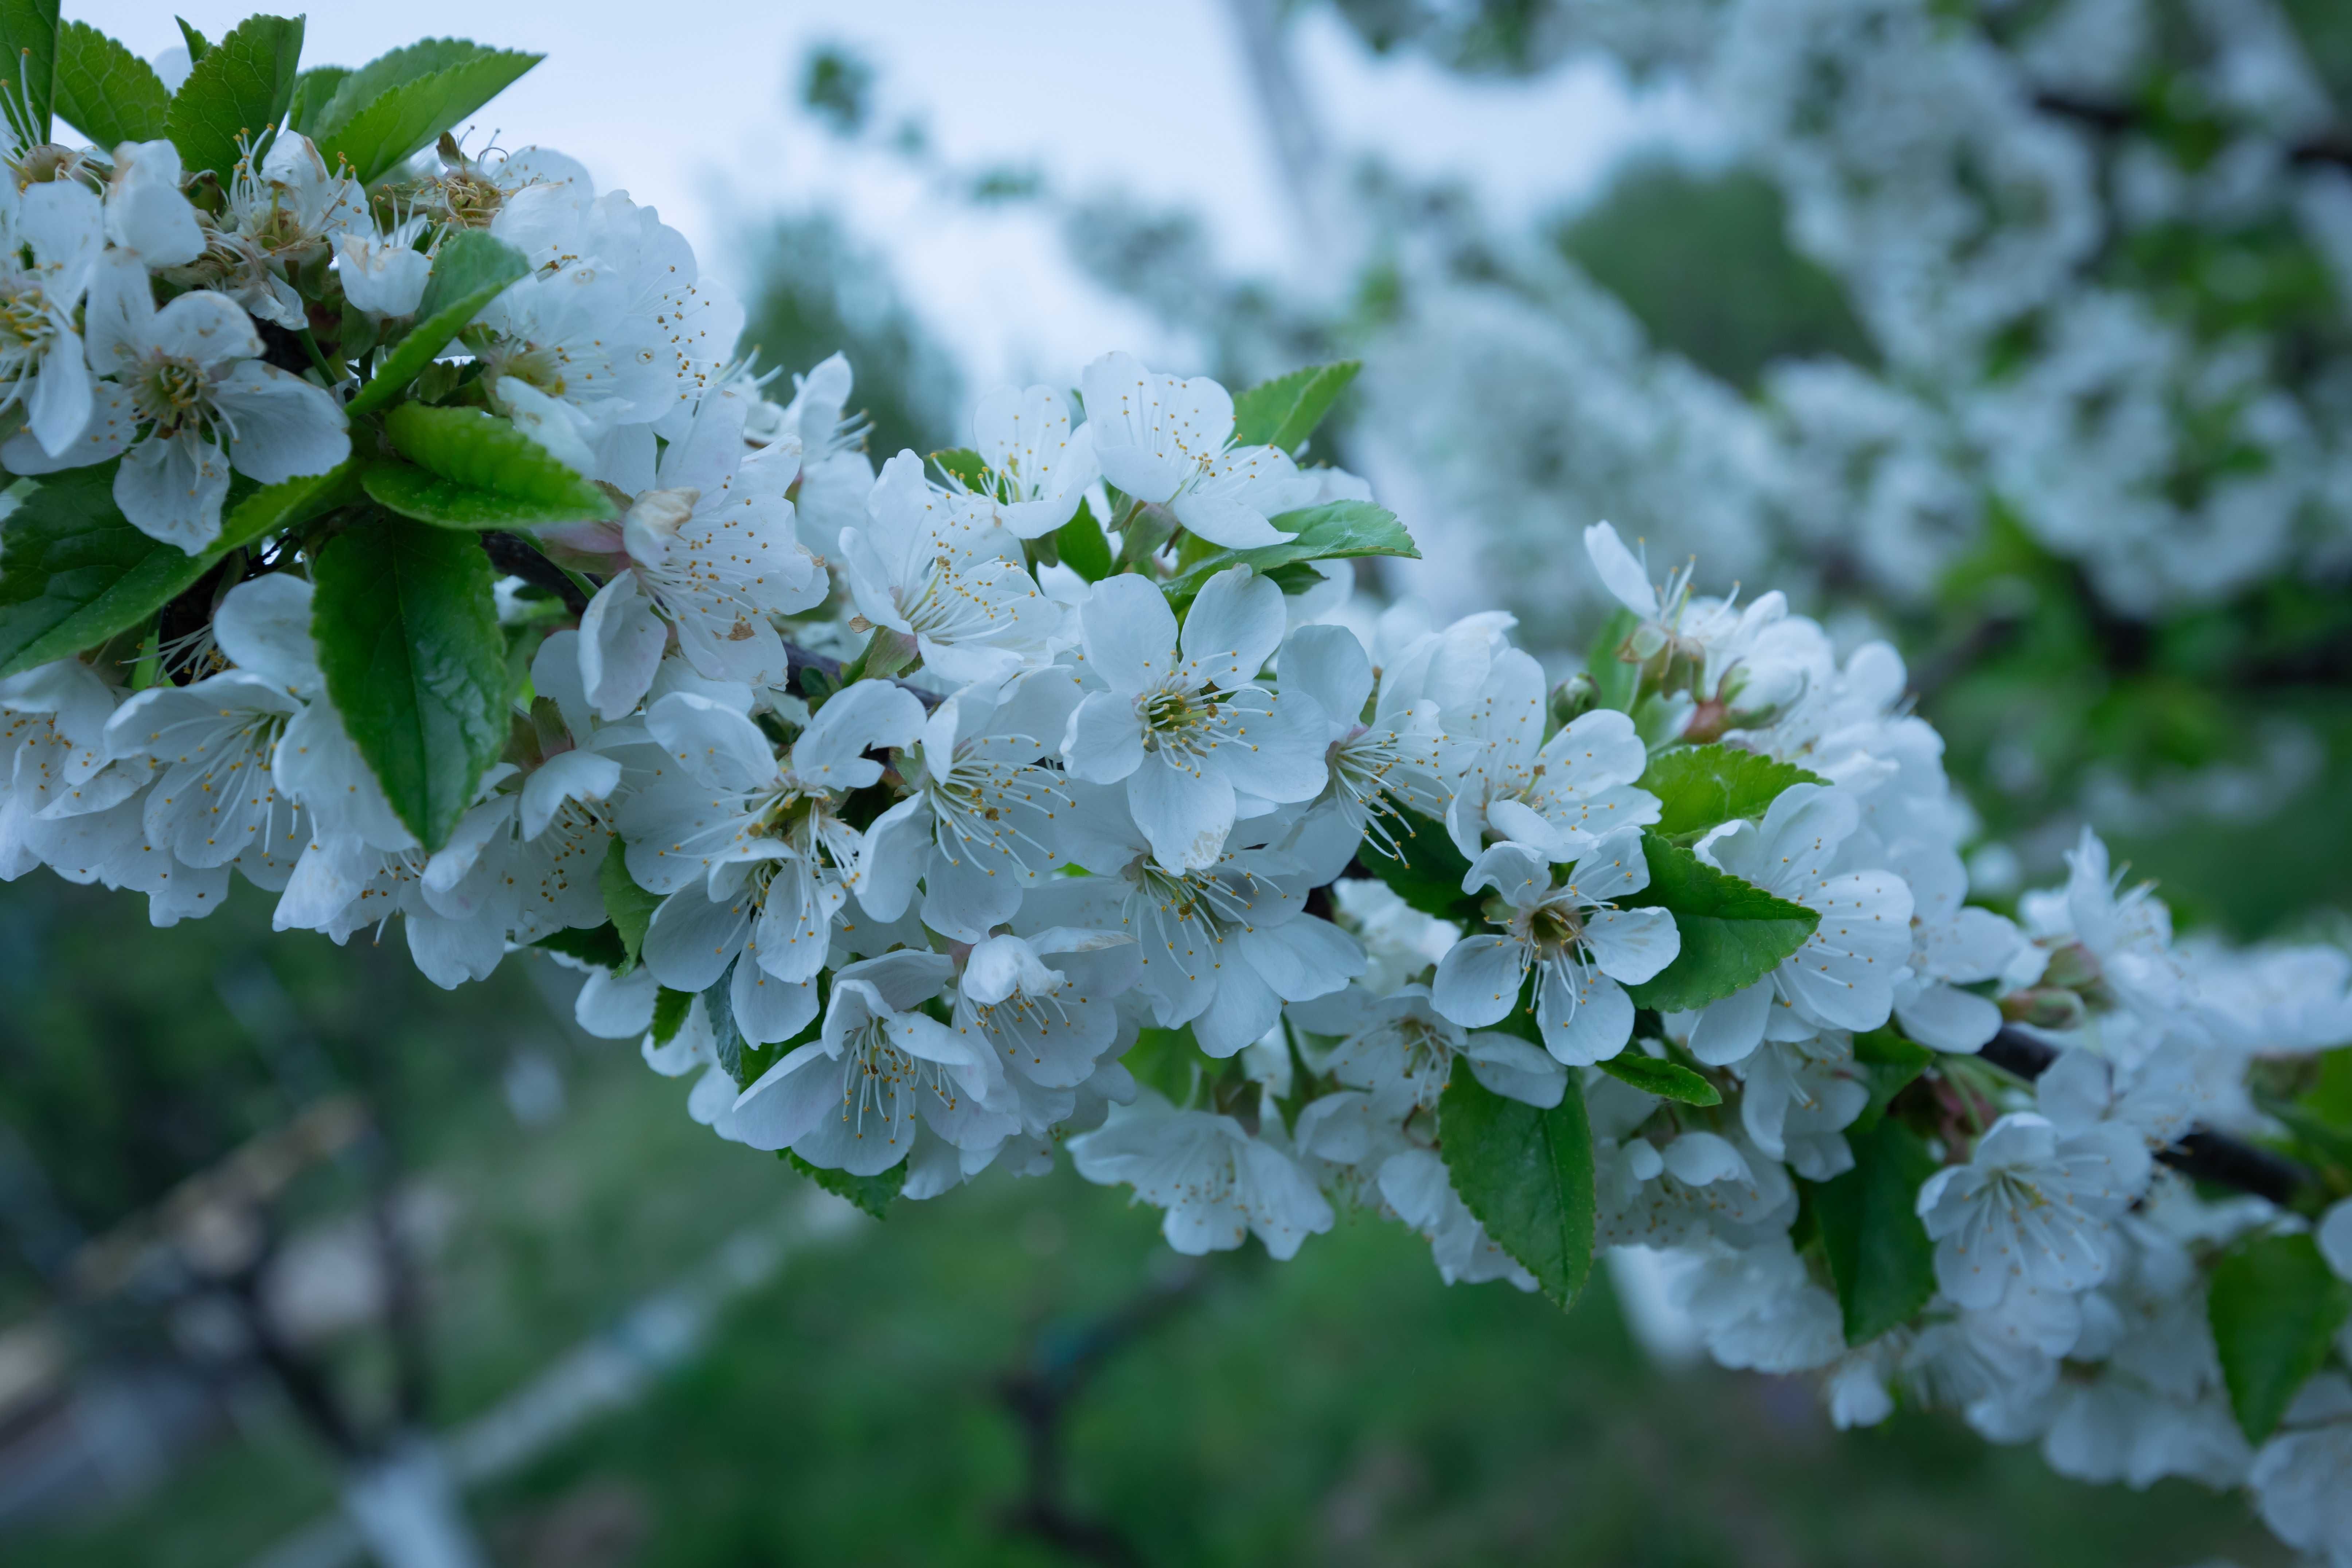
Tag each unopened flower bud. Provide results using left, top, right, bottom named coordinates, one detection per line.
left=1551, top=673, right=1597, bottom=727
left=2001, top=986, right=2087, bottom=1031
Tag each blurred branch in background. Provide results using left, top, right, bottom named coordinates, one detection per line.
left=995, top=1256, right=1222, bottom=1566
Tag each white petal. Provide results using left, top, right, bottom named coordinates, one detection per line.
left=1127, top=751, right=1235, bottom=873
left=1061, top=690, right=1145, bottom=784
left=1179, top=566, right=1286, bottom=691
left=521, top=748, right=622, bottom=840
left=579, top=574, right=670, bottom=722
left=217, top=362, right=351, bottom=484
left=1582, top=905, right=1680, bottom=985
left=113, top=431, right=230, bottom=550
left=146, top=288, right=262, bottom=368
left=1582, top=522, right=1658, bottom=617
left=1687, top=981, right=1771, bottom=1067
left=646, top=691, right=778, bottom=793
left=1079, top=573, right=1179, bottom=695
left=1430, top=935, right=1528, bottom=1028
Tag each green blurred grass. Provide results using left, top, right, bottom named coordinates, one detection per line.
left=21, top=1043, right=2286, bottom=1568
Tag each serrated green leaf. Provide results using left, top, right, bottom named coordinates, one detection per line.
left=1439, top=1057, right=1595, bottom=1308
left=363, top=460, right=611, bottom=529
left=52, top=20, right=171, bottom=148
left=1620, top=832, right=1818, bottom=1013
left=214, top=457, right=363, bottom=555
left=1813, top=1117, right=1939, bottom=1344
left=1364, top=805, right=1484, bottom=926
left=1057, top=496, right=1111, bottom=583
left=785, top=1150, right=903, bottom=1220
left=1587, top=606, right=1640, bottom=714
left=346, top=230, right=530, bottom=417
left=0, top=0, right=60, bottom=144
left=532, top=922, right=625, bottom=969
left=929, top=446, right=988, bottom=492
left=316, top=44, right=540, bottom=184
left=1162, top=499, right=1418, bottom=611
left=381, top=404, right=617, bottom=523
left=309, top=38, right=489, bottom=139
left=285, top=63, right=349, bottom=136
left=1596, top=1053, right=1720, bottom=1106
left=310, top=517, right=508, bottom=849
left=1641, top=743, right=1829, bottom=841
left=600, top=836, right=660, bottom=975
left=173, top=19, right=208, bottom=62
left=2210, top=1233, right=2352, bottom=1442
left=1230, top=360, right=1359, bottom=453
left=0, top=464, right=215, bottom=678
left=649, top=986, right=693, bottom=1047
left=164, top=13, right=304, bottom=181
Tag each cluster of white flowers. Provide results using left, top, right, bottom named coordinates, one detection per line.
left=5, top=18, right=2352, bottom=1563
left=1356, top=0, right=2352, bottom=630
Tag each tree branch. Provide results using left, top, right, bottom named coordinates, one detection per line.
left=1981, top=1026, right=2315, bottom=1206
left=2033, top=91, right=2352, bottom=172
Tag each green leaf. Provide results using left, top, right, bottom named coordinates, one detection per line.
left=1365, top=805, right=1484, bottom=926
left=1161, top=499, right=1418, bottom=610
left=1812, top=1118, right=1940, bottom=1344
left=1620, top=832, right=1818, bottom=1013
left=1122, top=1025, right=1204, bottom=1106
left=380, top=404, right=616, bottom=522
left=1438, top=1057, right=1595, bottom=1309
left=700, top=963, right=746, bottom=1083
left=285, top=63, right=350, bottom=136
left=532, top=922, right=625, bottom=969
left=2210, top=1233, right=2352, bottom=1442
left=214, top=457, right=364, bottom=555
left=1056, top=497, right=1112, bottom=583
left=0, top=0, right=60, bottom=144
left=649, top=986, right=693, bottom=1047
left=785, top=1151, right=903, bottom=1220
left=363, top=460, right=614, bottom=529
left=1595, top=1053, right=1720, bottom=1106
left=164, top=13, right=304, bottom=180
left=929, top=446, right=988, bottom=492
left=310, top=517, right=509, bottom=849
left=52, top=20, right=171, bottom=147
left=1849, top=1027, right=1934, bottom=1133
left=0, top=464, right=214, bottom=679
left=1640, top=744, right=1829, bottom=841
left=1587, top=607, right=1640, bottom=714
left=1230, top=360, right=1359, bottom=453
left=315, top=42, right=540, bottom=184
left=346, top=230, right=531, bottom=418
left=310, top=38, right=492, bottom=138
left=599, top=837, right=661, bottom=975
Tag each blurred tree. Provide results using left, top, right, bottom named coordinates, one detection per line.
left=735, top=212, right=962, bottom=465
left=1552, top=160, right=1876, bottom=392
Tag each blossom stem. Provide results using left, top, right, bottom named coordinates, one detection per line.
left=294, top=326, right=339, bottom=385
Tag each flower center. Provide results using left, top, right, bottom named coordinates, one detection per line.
left=1523, top=901, right=1584, bottom=960
left=499, top=341, right=571, bottom=398
left=437, top=170, right=505, bottom=228
left=0, top=282, right=53, bottom=367
left=1138, top=684, right=1219, bottom=759
left=132, top=356, right=218, bottom=439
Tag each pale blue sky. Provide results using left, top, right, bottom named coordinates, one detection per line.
left=72, top=2, right=1719, bottom=383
